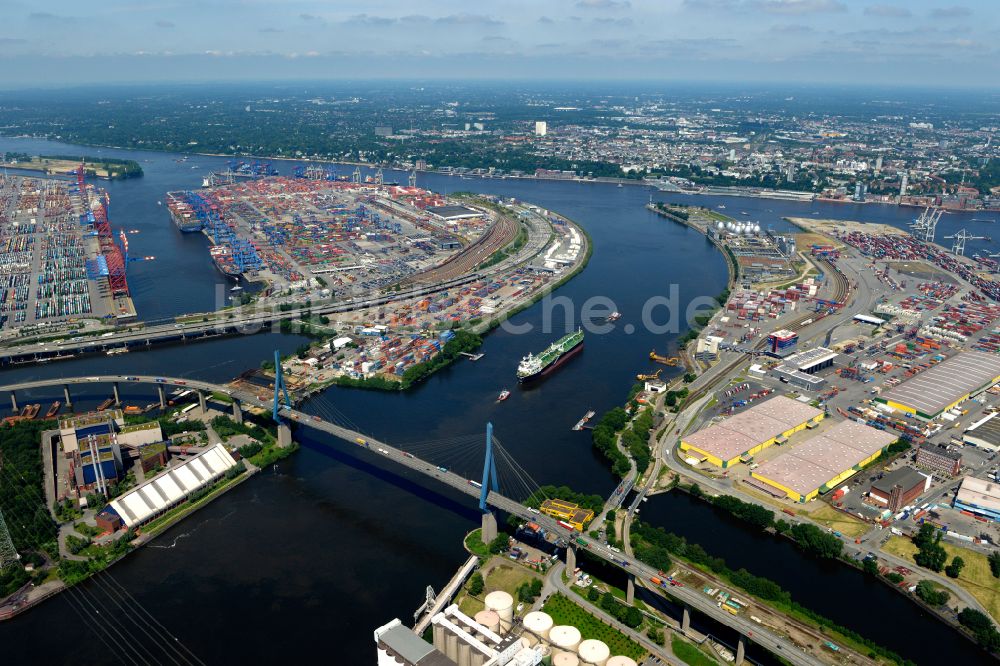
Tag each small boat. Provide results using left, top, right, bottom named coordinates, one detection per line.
left=606, top=311, right=622, bottom=322
left=157, top=200, right=162, bottom=206
left=617, top=183, right=623, bottom=188
left=717, top=204, right=726, bottom=210
left=230, top=285, right=243, bottom=292
left=45, top=401, right=61, bottom=418
left=497, top=389, right=511, bottom=402
left=740, top=211, right=750, bottom=216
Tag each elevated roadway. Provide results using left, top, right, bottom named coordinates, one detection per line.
left=2, top=373, right=822, bottom=666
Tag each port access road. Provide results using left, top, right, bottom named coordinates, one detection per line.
left=1, top=373, right=822, bottom=666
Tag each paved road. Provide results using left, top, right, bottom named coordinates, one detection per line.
left=1, top=373, right=824, bottom=666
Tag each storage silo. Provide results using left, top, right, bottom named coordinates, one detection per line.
left=457, top=640, right=472, bottom=666
left=578, top=639, right=611, bottom=666
left=549, top=625, right=582, bottom=655
left=474, top=610, right=501, bottom=637
left=607, top=656, right=638, bottom=666
left=484, top=591, right=514, bottom=632
left=523, top=611, right=554, bottom=640
left=553, top=653, right=580, bottom=666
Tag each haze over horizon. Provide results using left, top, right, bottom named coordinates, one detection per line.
left=0, top=0, right=997, bottom=88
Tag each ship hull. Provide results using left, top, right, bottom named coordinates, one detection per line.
left=518, top=340, right=583, bottom=382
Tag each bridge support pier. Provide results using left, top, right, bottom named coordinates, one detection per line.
left=232, top=398, right=243, bottom=424
left=63, top=384, right=72, bottom=409
left=9, top=391, right=17, bottom=413
left=736, top=635, right=746, bottom=666
left=112, top=382, right=120, bottom=406
left=480, top=511, right=497, bottom=544
left=277, top=422, right=293, bottom=448
left=682, top=607, right=691, bottom=635
left=565, top=545, right=576, bottom=573
left=157, top=386, right=166, bottom=410
left=198, top=390, right=207, bottom=414
left=626, top=573, right=635, bottom=605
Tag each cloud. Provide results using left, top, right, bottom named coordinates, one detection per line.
left=538, top=16, right=555, bottom=24
left=752, top=0, right=846, bottom=14
left=0, top=37, right=27, bottom=45
left=593, top=17, right=634, bottom=26
left=435, top=14, right=504, bottom=26
left=259, top=27, right=282, bottom=33
left=299, top=13, right=323, bottom=22
left=931, top=6, right=971, bottom=18
left=576, top=0, right=631, bottom=9
left=154, top=20, right=175, bottom=29
left=863, top=4, right=911, bottom=18
left=27, top=11, right=80, bottom=24
left=346, top=14, right=397, bottom=26
left=769, top=23, right=815, bottom=33
left=482, top=35, right=514, bottom=43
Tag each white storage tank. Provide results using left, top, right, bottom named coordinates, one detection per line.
left=522, top=611, right=554, bottom=639
left=607, top=657, right=639, bottom=666
left=474, top=610, right=500, bottom=636
left=549, top=625, right=582, bottom=654
left=484, top=591, right=514, bottom=632
left=578, top=639, right=611, bottom=666
left=553, top=653, right=580, bottom=666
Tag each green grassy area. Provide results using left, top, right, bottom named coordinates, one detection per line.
left=464, top=529, right=491, bottom=559
left=672, top=635, right=719, bottom=666
left=883, top=536, right=1000, bottom=622
left=542, top=593, right=646, bottom=661
left=803, top=504, right=869, bottom=539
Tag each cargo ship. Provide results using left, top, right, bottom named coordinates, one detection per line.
left=210, top=245, right=241, bottom=279
left=166, top=193, right=202, bottom=232
left=517, top=329, right=584, bottom=382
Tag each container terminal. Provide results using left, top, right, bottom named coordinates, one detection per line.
left=0, top=168, right=136, bottom=337
left=166, top=176, right=500, bottom=297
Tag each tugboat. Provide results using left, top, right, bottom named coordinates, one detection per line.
left=517, top=329, right=584, bottom=382
left=497, top=389, right=511, bottom=402
left=606, top=311, right=622, bottom=322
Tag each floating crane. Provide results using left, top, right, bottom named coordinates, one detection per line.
left=636, top=369, right=662, bottom=381
left=649, top=350, right=680, bottom=366
left=943, top=228, right=985, bottom=256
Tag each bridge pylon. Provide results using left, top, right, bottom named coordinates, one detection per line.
left=479, top=422, right=499, bottom=512
left=272, top=349, right=292, bottom=422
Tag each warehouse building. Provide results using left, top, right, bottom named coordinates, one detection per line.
left=916, top=444, right=962, bottom=476
left=954, top=477, right=1000, bottom=522
left=876, top=351, right=1000, bottom=420
left=750, top=420, right=897, bottom=503
left=869, top=467, right=931, bottom=512
left=963, top=412, right=1000, bottom=452
left=107, top=443, right=238, bottom=529
left=425, top=204, right=484, bottom=222
left=782, top=347, right=839, bottom=374
left=772, top=366, right=827, bottom=391
left=680, top=395, right=824, bottom=469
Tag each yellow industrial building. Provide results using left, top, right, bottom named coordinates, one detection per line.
left=539, top=499, right=594, bottom=530
left=876, top=351, right=1000, bottom=420
left=750, top=420, right=898, bottom=502
left=679, top=395, right=824, bottom=468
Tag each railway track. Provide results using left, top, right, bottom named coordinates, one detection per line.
left=401, top=212, right=517, bottom=286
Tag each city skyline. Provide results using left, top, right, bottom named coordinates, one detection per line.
left=0, top=0, right=997, bottom=87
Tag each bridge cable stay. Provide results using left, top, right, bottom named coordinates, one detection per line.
left=272, top=349, right=292, bottom=423
left=491, top=439, right=548, bottom=504
left=0, top=463, right=203, bottom=666
left=308, top=399, right=365, bottom=433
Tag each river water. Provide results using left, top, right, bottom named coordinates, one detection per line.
left=0, top=137, right=990, bottom=664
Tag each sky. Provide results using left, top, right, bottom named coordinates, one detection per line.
left=0, top=0, right=997, bottom=87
